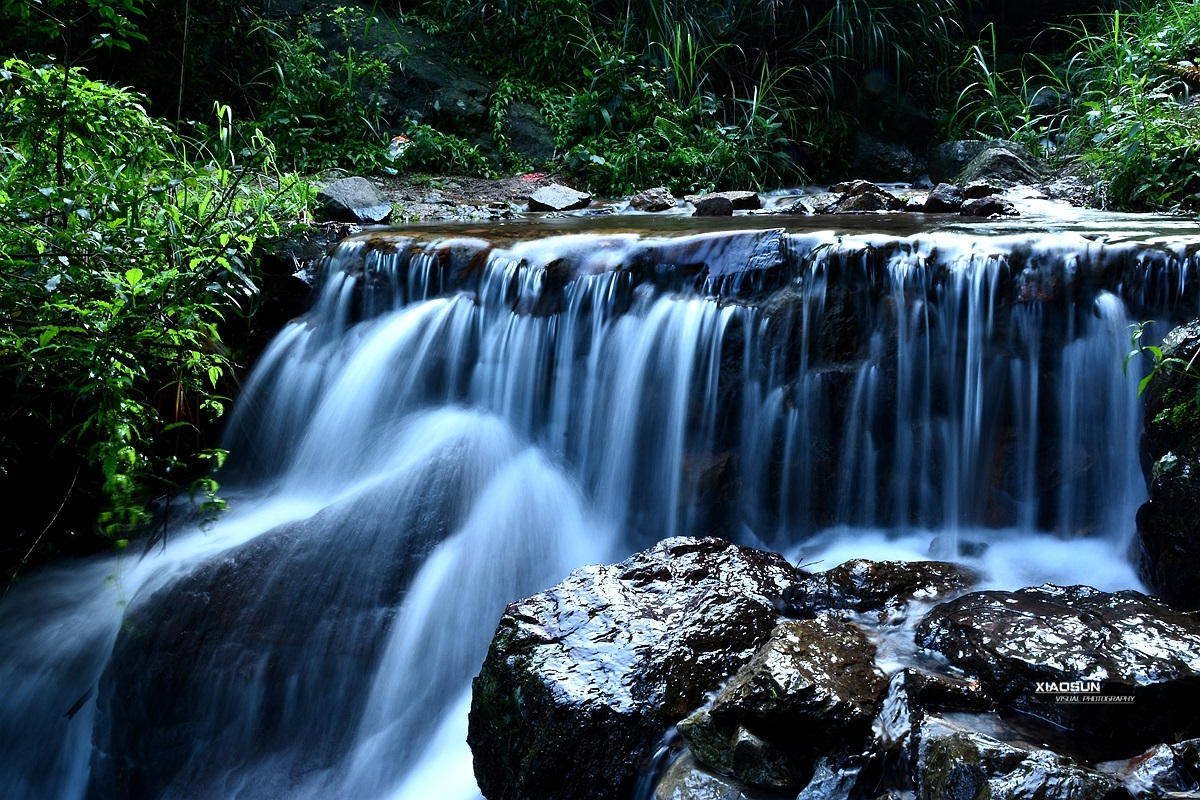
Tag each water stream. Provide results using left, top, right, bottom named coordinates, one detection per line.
left=2, top=208, right=1199, bottom=799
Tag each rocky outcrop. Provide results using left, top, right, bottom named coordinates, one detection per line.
left=915, top=584, right=1200, bottom=747
left=470, top=542, right=1200, bottom=800
left=467, top=537, right=803, bottom=800
left=1136, top=319, right=1200, bottom=610
left=528, top=183, right=592, bottom=211
left=315, top=177, right=392, bottom=224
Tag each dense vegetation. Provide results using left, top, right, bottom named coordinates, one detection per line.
left=1, top=0, right=1199, bottom=584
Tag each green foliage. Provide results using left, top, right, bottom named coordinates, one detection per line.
left=1127, top=320, right=1200, bottom=404
left=0, top=58, right=310, bottom=549
left=944, top=24, right=1075, bottom=150
left=395, top=124, right=498, bottom=178
left=255, top=7, right=394, bottom=173
left=1065, top=1, right=1200, bottom=209
left=950, top=0, right=1200, bottom=210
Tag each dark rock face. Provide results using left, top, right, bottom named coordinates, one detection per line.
left=923, top=183, right=965, bottom=213
left=504, top=101, right=556, bottom=164
left=784, top=559, right=978, bottom=617
left=692, top=195, right=736, bottom=217
left=1136, top=319, right=1200, bottom=610
left=468, top=537, right=803, bottom=800
left=916, top=715, right=1121, bottom=800
left=677, top=614, right=886, bottom=790
left=528, top=183, right=592, bottom=211
left=915, top=584, right=1200, bottom=746
left=847, top=134, right=924, bottom=183
left=631, top=187, right=677, bottom=212
left=315, top=177, right=392, bottom=224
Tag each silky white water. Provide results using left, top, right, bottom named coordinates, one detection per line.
left=1, top=223, right=1198, bottom=799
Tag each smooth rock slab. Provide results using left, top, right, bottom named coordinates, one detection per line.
left=916, top=584, right=1200, bottom=747
left=528, top=183, right=591, bottom=211
left=468, top=537, right=803, bottom=800
left=315, top=176, right=392, bottom=223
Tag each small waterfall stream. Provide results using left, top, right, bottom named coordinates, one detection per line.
left=2, top=215, right=1199, bottom=799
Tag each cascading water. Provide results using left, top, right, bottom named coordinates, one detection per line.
left=2, top=213, right=1199, bottom=799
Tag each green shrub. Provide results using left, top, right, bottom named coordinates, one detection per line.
left=0, top=58, right=310, bottom=557
left=1067, top=1, right=1200, bottom=209
left=255, top=7, right=393, bottom=173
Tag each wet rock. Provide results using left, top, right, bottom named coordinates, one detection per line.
left=315, top=177, right=392, bottom=224
left=922, top=183, right=965, bottom=213
left=468, top=537, right=803, bottom=800
left=784, top=559, right=978, bottom=618
left=957, top=146, right=1045, bottom=186
left=692, top=195, right=736, bottom=217
left=528, top=183, right=592, bottom=211
left=830, top=181, right=905, bottom=213
left=677, top=614, right=886, bottom=789
left=687, top=191, right=762, bottom=211
left=915, top=585, right=1200, bottom=747
left=917, top=714, right=1122, bottom=800
left=963, top=181, right=998, bottom=199
left=631, top=186, right=677, bottom=212
left=1098, top=738, right=1200, bottom=798
left=1136, top=319, right=1200, bottom=610
left=960, top=195, right=1019, bottom=217
left=655, top=752, right=786, bottom=800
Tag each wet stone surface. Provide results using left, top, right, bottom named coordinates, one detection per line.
left=915, top=584, right=1200, bottom=747
left=677, top=614, right=886, bottom=790
left=467, top=536, right=803, bottom=800
left=784, top=559, right=979, bottom=618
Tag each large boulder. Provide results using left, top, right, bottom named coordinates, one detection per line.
left=915, top=584, right=1200, bottom=747
left=1135, top=319, right=1200, bottom=610
left=676, top=614, right=886, bottom=790
left=686, top=191, right=762, bottom=211
left=922, top=183, right=965, bottom=213
left=315, top=177, right=392, bottom=224
left=468, top=537, right=803, bottom=800
left=1098, top=738, right=1200, bottom=798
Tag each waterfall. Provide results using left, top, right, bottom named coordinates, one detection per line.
left=1, top=221, right=1198, bottom=799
